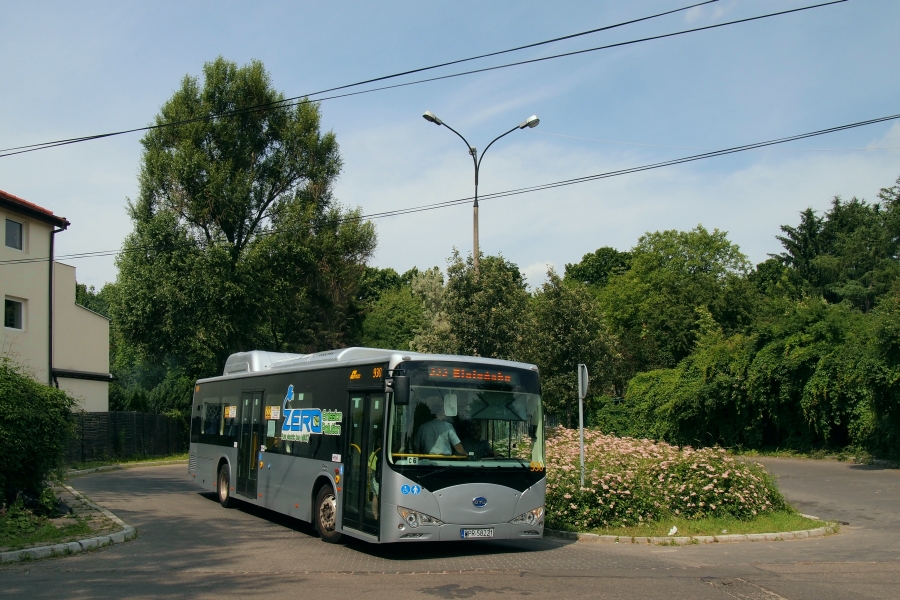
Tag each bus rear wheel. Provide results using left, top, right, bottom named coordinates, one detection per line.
left=315, top=485, right=342, bottom=543
left=217, top=463, right=234, bottom=508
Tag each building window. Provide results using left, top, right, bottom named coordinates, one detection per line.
left=4, top=298, right=23, bottom=330
left=5, top=219, right=23, bottom=250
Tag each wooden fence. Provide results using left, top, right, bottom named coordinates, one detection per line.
left=66, top=411, right=184, bottom=464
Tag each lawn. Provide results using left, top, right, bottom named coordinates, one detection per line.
left=0, top=510, right=92, bottom=552
left=565, top=510, right=830, bottom=538
left=67, top=452, right=188, bottom=471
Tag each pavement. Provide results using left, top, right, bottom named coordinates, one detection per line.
left=0, top=457, right=897, bottom=599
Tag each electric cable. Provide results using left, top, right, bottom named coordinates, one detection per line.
left=0, top=0, right=848, bottom=158
left=534, top=131, right=900, bottom=151
left=0, top=0, right=720, bottom=156
left=1, top=107, right=895, bottom=267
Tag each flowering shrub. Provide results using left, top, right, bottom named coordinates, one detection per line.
left=543, top=427, right=785, bottom=530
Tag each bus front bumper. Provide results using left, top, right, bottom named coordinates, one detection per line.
left=385, top=522, right=544, bottom=542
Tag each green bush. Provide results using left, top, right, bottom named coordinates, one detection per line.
left=0, top=357, right=76, bottom=503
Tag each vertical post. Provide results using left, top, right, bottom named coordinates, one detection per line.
left=577, top=364, right=589, bottom=489
left=473, top=201, right=479, bottom=273
left=48, top=229, right=56, bottom=386
left=472, top=149, right=480, bottom=274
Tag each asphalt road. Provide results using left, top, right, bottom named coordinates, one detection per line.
left=1, top=458, right=898, bottom=599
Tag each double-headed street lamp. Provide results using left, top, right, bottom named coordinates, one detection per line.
left=423, top=111, right=540, bottom=273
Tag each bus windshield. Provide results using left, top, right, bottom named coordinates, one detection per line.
left=388, top=361, right=544, bottom=468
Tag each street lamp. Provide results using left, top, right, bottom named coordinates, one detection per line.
left=423, top=111, right=540, bottom=273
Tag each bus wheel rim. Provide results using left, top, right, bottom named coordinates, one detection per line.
left=320, top=493, right=336, bottom=531
left=219, top=471, right=227, bottom=501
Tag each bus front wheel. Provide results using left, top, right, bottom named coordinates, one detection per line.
left=315, top=485, right=342, bottom=543
left=217, top=463, right=234, bottom=508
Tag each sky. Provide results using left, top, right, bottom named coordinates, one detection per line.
left=1, top=0, right=899, bottom=289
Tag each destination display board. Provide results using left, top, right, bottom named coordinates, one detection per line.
left=427, top=366, right=519, bottom=385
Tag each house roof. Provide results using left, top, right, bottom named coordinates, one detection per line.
left=0, top=188, right=70, bottom=229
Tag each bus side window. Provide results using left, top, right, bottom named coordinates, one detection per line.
left=222, top=396, right=239, bottom=437
left=190, top=415, right=201, bottom=443
left=264, top=393, right=284, bottom=452
left=203, top=400, right=222, bottom=435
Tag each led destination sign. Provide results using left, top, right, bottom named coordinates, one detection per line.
left=428, top=366, right=518, bottom=384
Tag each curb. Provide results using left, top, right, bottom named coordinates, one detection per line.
left=545, top=524, right=837, bottom=545
left=68, top=459, right=188, bottom=476
left=0, top=484, right=136, bottom=564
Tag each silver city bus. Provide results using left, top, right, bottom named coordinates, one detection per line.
left=188, top=347, right=546, bottom=543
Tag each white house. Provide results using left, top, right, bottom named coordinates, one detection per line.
left=1, top=188, right=112, bottom=411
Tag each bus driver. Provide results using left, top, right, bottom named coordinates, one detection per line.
left=414, top=393, right=466, bottom=457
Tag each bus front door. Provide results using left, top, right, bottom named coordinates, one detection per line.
left=343, top=392, right=385, bottom=537
left=236, top=390, right=263, bottom=499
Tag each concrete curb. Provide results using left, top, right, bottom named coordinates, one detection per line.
left=0, top=484, right=136, bottom=564
left=67, top=459, right=188, bottom=476
left=545, top=524, right=837, bottom=545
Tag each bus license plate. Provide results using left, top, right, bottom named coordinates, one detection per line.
left=461, top=528, right=494, bottom=539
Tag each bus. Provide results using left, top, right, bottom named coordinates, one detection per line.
left=188, top=347, right=546, bottom=544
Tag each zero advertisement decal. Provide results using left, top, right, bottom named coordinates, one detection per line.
left=281, top=384, right=342, bottom=442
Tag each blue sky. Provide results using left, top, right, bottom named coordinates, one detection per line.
left=2, top=0, right=899, bottom=289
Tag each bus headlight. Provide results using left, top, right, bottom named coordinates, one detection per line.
left=509, top=506, right=545, bottom=526
left=397, top=506, right=444, bottom=528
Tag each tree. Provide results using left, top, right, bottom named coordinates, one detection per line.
left=360, top=287, right=424, bottom=350
left=775, top=207, right=824, bottom=289
left=522, top=270, right=615, bottom=426
left=412, top=252, right=529, bottom=359
left=564, top=246, right=631, bottom=288
left=776, top=183, right=900, bottom=312
left=598, top=226, right=753, bottom=377
left=409, top=267, right=453, bottom=354
left=112, top=57, right=375, bottom=389
left=356, top=266, right=423, bottom=350
left=75, top=283, right=110, bottom=317
left=356, top=266, right=419, bottom=305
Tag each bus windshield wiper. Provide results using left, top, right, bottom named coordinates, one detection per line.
left=415, top=466, right=454, bottom=481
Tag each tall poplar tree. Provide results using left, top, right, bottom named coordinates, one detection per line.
left=112, top=57, right=375, bottom=383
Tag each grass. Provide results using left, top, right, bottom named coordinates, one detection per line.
left=563, top=511, right=830, bottom=538
left=733, top=447, right=875, bottom=463
left=0, top=513, right=92, bottom=552
left=67, top=452, right=188, bottom=471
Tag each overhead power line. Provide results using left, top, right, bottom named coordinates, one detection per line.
left=534, top=131, right=900, bottom=152
left=0, top=0, right=849, bottom=158
left=0, top=0, right=719, bottom=157
left=2, top=108, right=896, bottom=268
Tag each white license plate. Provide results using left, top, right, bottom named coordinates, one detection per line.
left=461, top=528, right=494, bottom=539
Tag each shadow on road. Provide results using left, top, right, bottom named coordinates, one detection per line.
left=847, top=463, right=899, bottom=472
left=197, top=490, right=573, bottom=562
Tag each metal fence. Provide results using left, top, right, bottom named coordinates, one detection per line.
left=544, top=412, right=592, bottom=429
left=66, top=411, right=184, bottom=464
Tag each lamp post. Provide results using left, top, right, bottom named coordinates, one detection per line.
left=422, top=111, right=539, bottom=273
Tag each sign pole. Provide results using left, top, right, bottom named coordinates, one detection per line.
left=577, top=364, right=588, bottom=489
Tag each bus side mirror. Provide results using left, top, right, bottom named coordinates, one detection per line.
left=392, top=375, right=410, bottom=405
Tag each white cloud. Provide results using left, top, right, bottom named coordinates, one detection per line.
left=522, top=261, right=556, bottom=288
left=684, top=1, right=731, bottom=25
